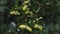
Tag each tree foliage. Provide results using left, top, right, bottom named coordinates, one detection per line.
left=0, top=0, right=60, bottom=34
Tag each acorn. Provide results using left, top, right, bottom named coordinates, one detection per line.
left=19, top=25, right=26, bottom=29
left=36, top=18, right=39, bottom=22
left=29, top=11, right=33, bottom=15
left=19, top=24, right=32, bottom=32
left=34, top=24, right=43, bottom=31
left=9, top=11, right=20, bottom=15
left=22, top=5, right=28, bottom=11
left=38, top=25, right=43, bottom=31
left=26, top=26, right=32, bottom=32
left=24, top=1, right=29, bottom=4
left=25, top=10, right=29, bottom=14
left=34, top=24, right=39, bottom=28
left=10, top=11, right=15, bottom=15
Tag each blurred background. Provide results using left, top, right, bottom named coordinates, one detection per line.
left=0, top=0, right=60, bottom=34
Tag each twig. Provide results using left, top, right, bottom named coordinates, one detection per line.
left=36, top=7, right=40, bottom=12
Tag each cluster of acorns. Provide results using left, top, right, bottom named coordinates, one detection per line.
left=22, top=0, right=33, bottom=15
left=19, top=24, right=43, bottom=32
left=9, top=0, right=33, bottom=15
left=9, top=0, right=43, bottom=32
left=18, top=16, right=43, bottom=32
